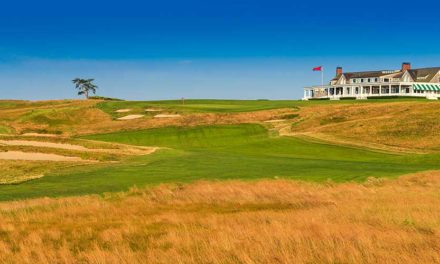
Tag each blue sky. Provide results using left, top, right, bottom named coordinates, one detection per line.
left=1, top=0, right=440, bottom=100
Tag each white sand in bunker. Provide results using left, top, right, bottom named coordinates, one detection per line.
left=154, top=114, right=182, bottom=118
left=21, top=133, right=60, bottom=137
left=0, top=151, right=83, bottom=161
left=117, top=115, right=145, bottom=120
left=115, top=109, right=132, bottom=113
left=0, top=140, right=89, bottom=151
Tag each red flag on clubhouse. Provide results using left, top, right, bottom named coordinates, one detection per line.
left=313, top=66, right=322, bottom=71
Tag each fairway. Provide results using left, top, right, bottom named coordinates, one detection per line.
left=97, top=99, right=304, bottom=115
left=1, top=124, right=439, bottom=201
left=96, top=98, right=428, bottom=116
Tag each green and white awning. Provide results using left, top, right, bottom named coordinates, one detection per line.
left=413, top=83, right=440, bottom=91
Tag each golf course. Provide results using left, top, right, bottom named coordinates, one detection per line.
left=0, top=98, right=439, bottom=263
left=1, top=98, right=440, bottom=200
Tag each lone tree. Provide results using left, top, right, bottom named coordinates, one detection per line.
left=72, top=78, right=98, bottom=99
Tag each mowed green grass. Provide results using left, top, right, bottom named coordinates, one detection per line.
left=0, top=124, right=439, bottom=201
left=97, top=98, right=430, bottom=116
left=97, top=99, right=302, bottom=115
left=97, top=99, right=306, bottom=119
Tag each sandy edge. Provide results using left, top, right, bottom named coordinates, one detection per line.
left=154, top=114, right=181, bottom=118
left=0, top=151, right=84, bottom=161
left=115, top=109, right=132, bottom=113
left=0, top=140, right=89, bottom=151
left=117, top=115, right=145, bottom=120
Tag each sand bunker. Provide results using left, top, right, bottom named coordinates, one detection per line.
left=21, top=133, right=60, bottom=137
left=0, top=139, right=159, bottom=156
left=154, top=114, right=181, bottom=118
left=117, top=115, right=144, bottom=120
left=0, top=151, right=83, bottom=161
left=0, top=140, right=89, bottom=151
left=115, top=109, right=132, bottom=113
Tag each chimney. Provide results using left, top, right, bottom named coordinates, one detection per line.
left=336, top=67, right=343, bottom=76
left=402, top=62, right=411, bottom=72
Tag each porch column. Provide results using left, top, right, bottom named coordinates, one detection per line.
left=379, top=85, right=382, bottom=96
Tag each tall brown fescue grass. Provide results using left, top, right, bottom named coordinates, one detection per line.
left=0, top=160, right=76, bottom=184
left=0, top=171, right=439, bottom=263
left=291, top=101, right=440, bottom=151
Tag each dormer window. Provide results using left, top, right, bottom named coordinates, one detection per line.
left=352, top=79, right=357, bottom=83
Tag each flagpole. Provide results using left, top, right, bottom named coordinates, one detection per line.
left=321, top=67, right=324, bottom=88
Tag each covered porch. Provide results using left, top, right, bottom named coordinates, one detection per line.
left=303, top=83, right=439, bottom=100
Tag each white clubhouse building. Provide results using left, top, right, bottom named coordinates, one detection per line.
left=303, top=63, right=440, bottom=100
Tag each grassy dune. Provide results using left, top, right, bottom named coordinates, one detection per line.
left=0, top=172, right=438, bottom=263
left=0, top=135, right=156, bottom=185
left=0, top=100, right=108, bottom=135
left=289, top=100, right=440, bottom=151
